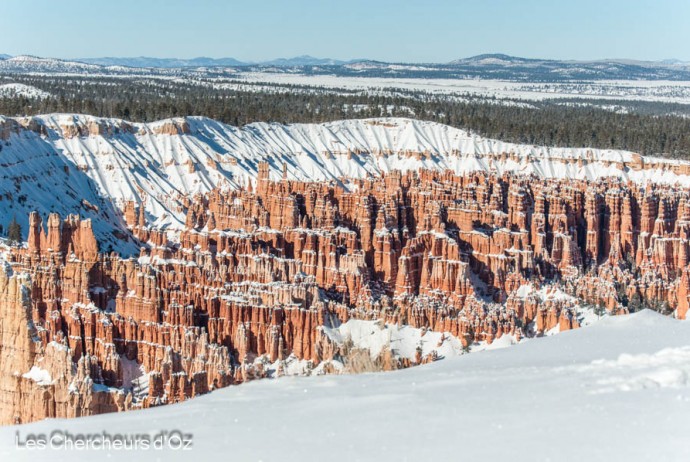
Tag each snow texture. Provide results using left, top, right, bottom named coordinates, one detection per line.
left=0, top=83, right=51, bottom=99
left=3, top=114, right=690, bottom=254
left=1, top=310, right=689, bottom=461
left=322, top=319, right=465, bottom=360
left=21, top=366, right=52, bottom=386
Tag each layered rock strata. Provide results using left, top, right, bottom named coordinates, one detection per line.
left=2, top=166, right=689, bottom=424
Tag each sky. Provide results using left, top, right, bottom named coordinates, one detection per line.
left=1, top=0, right=688, bottom=63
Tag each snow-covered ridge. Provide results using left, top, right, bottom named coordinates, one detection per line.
left=0, top=83, right=51, bottom=99
left=0, top=55, right=104, bottom=73
left=1, top=115, right=689, bottom=247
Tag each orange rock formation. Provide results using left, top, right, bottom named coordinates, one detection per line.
left=2, top=166, right=688, bottom=424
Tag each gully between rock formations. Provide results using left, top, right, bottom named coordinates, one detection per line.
left=1, top=166, right=688, bottom=424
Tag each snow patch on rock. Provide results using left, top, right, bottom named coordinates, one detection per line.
left=322, top=319, right=466, bottom=360
left=21, top=366, right=52, bottom=385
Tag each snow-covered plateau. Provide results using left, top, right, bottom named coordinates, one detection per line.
left=3, top=54, right=690, bottom=104
left=1, top=310, right=688, bottom=461
left=236, top=72, right=690, bottom=104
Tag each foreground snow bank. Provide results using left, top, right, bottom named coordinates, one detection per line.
left=1, top=310, right=689, bottom=462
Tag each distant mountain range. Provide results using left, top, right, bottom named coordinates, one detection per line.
left=441, top=53, right=690, bottom=80
left=1, top=53, right=689, bottom=81
left=260, top=55, right=351, bottom=66
left=76, top=56, right=247, bottom=68
left=2, top=52, right=688, bottom=69
left=74, top=54, right=352, bottom=68
left=72, top=53, right=690, bottom=70
left=451, top=53, right=690, bottom=68
left=449, top=53, right=546, bottom=65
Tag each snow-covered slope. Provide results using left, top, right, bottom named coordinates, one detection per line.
left=0, top=83, right=51, bottom=99
left=2, top=115, right=690, bottom=249
left=322, top=319, right=467, bottom=361
left=0, top=55, right=104, bottom=73
left=1, top=310, right=688, bottom=461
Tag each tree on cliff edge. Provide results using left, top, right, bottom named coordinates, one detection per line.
left=7, top=216, right=21, bottom=244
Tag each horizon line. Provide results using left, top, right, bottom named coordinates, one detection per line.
left=2, top=52, right=687, bottom=65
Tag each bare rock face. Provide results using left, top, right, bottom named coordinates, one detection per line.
left=3, top=166, right=690, bottom=424
left=0, top=263, right=39, bottom=424
left=0, top=117, right=21, bottom=140
left=0, top=262, right=127, bottom=425
left=27, top=115, right=136, bottom=139
left=149, top=119, right=191, bottom=136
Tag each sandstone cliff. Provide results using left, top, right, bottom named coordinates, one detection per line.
left=2, top=166, right=689, bottom=424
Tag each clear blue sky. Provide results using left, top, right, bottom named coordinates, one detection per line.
left=1, top=0, right=688, bottom=62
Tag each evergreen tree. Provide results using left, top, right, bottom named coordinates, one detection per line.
left=7, top=216, right=21, bottom=244
left=2, top=73, right=690, bottom=158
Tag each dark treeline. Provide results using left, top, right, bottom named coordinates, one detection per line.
left=1, top=75, right=689, bottom=158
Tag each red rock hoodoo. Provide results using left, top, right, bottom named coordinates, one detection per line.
left=1, top=166, right=688, bottom=424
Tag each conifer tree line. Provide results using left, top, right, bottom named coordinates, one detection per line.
left=1, top=74, right=689, bottom=158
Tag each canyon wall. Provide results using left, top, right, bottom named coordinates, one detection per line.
left=2, top=166, right=689, bottom=424
left=5, top=115, right=690, bottom=255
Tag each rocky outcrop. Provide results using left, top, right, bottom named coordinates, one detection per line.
left=0, top=262, right=127, bottom=425
left=3, top=166, right=690, bottom=425
left=0, top=117, right=21, bottom=140
left=147, top=118, right=191, bottom=136
left=5, top=115, right=690, bottom=257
